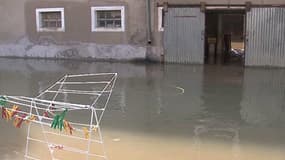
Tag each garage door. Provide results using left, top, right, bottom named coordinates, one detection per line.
left=246, top=8, right=285, bottom=67
left=164, top=7, right=205, bottom=64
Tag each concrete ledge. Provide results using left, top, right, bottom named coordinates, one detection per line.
left=0, top=37, right=147, bottom=61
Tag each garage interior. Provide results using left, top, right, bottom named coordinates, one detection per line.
left=204, top=8, right=246, bottom=66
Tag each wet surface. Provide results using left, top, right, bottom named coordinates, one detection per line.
left=0, top=58, right=285, bottom=159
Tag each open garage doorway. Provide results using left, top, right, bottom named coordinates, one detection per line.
left=205, top=9, right=246, bottom=66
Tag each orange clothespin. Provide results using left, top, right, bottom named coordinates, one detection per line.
left=63, top=120, right=74, bottom=135
left=13, top=114, right=26, bottom=128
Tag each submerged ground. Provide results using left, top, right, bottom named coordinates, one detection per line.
left=0, top=58, right=285, bottom=160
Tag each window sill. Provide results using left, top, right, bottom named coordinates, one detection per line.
left=37, top=28, right=65, bottom=32
left=92, top=28, right=125, bottom=32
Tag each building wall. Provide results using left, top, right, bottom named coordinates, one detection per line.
left=0, top=0, right=148, bottom=44
left=25, top=0, right=147, bottom=45
left=0, top=0, right=148, bottom=61
left=0, top=0, right=27, bottom=43
left=0, top=0, right=285, bottom=63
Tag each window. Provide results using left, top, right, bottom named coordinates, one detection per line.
left=158, top=7, right=165, bottom=31
left=91, top=6, right=125, bottom=32
left=36, top=8, right=65, bottom=32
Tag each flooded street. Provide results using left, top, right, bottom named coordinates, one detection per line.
left=0, top=58, right=285, bottom=160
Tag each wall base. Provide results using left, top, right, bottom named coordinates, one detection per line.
left=0, top=37, right=147, bottom=62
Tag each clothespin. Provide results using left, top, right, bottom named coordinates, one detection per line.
left=25, top=115, right=37, bottom=124
left=2, top=107, right=8, bottom=120
left=13, top=114, right=26, bottom=128
left=2, top=105, right=20, bottom=121
left=51, top=109, right=67, bottom=131
left=54, top=145, right=64, bottom=150
left=43, top=110, right=49, bottom=118
left=9, top=105, right=19, bottom=118
left=63, top=120, right=74, bottom=135
left=82, top=126, right=98, bottom=139
left=92, top=126, right=97, bottom=133
left=48, top=144, right=64, bottom=153
left=82, top=127, right=89, bottom=139
left=0, top=96, right=7, bottom=106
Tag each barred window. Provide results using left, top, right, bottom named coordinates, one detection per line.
left=91, top=6, right=125, bottom=32
left=96, top=10, right=122, bottom=28
left=36, top=8, right=65, bottom=32
left=41, top=12, right=62, bottom=28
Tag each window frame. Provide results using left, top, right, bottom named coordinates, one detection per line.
left=36, top=8, right=65, bottom=32
left=158, top=7, right=164, bottom=32
left=91, top=6, right=125, bottom=32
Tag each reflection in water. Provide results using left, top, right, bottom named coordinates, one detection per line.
left=0, top=59, right=285, bottom=159
left=193, top=125, right=240, bottom=160
left=241, top=68, right=285, bottom=126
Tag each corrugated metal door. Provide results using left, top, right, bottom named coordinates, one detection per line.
left=246, top=8, right=285, bottom=67
left=164, top=7, right=205, bottom=64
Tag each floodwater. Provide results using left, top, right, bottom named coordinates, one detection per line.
left=0, top=58, right=285, bottom=160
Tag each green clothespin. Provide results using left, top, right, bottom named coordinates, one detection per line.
left=0, top=96, right=7, bottom=106
left=51, top=109, right=68, bottom=131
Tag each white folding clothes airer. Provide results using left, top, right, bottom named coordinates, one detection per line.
left=0, top=73, right=117, bottom=160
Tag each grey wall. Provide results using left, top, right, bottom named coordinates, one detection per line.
left=0, top=0, right=27, bottom=43
left=0, top=0, right=147, bottom=45
left=25, top=0, right=147, bottom=45
left=0, top=0, right=147, bottom=61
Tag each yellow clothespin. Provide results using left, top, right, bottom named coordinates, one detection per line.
left=82, top=127, right=89, bottom=139
left=25, top=115, right=36, bottom=124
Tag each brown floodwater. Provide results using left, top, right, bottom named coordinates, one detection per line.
left=0, top=58, right=285, bottom=160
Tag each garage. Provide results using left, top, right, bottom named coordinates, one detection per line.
left=163, top=4, right=285, bottom=67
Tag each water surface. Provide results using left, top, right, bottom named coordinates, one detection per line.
left=0, top=59, right=285, bottom=160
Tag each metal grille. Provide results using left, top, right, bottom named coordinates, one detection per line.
left=41, top=12, right=62, bottom=28
left=96, top=10, right=122, bottom=28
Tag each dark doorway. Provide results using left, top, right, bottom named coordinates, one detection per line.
left=205, top=9, right=245, bottom=66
